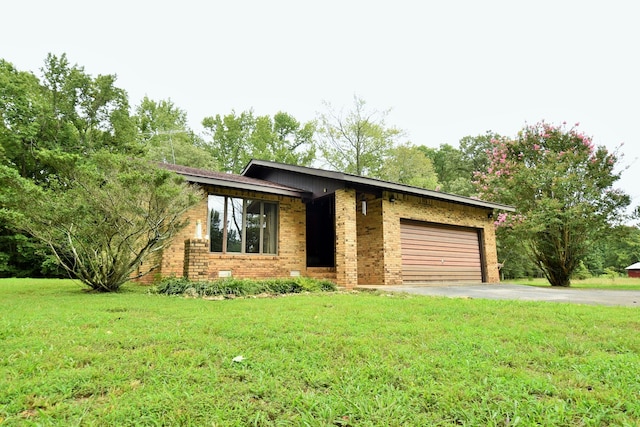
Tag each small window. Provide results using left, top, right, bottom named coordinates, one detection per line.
left=207, top=195, right=278, bottom=254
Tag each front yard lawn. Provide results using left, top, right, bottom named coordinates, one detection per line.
left=509, top=276, right=640, bottom=290
left=1, top=278, right=639, bottom=426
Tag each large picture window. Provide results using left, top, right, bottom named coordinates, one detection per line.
left=208, top=195, right=278, bottom=254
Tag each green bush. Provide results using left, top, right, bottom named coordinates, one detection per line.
left=571, top=261, right=592, bottom=280
left=154, top=276, right=337, bottom=297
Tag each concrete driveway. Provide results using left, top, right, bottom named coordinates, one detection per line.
left=360, top=283, right=640, bottom=307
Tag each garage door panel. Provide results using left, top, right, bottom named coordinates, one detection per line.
left=403, top=241, right=478, bottom=252
left=402, top=246, right=478, bottom=259
left=401, top=220, right=483, bottom=283
left=402, top=254, right=480, bottom=266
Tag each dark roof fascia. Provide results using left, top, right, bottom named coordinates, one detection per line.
left=181, top=175, right=309, bottom=198
left=160, top=164, right=310, bottom=198
left=242, top=159, right=516, bottom=212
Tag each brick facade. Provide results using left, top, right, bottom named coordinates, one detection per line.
left=356, top=194, right=385, bottom=286
left=136, top=181, right=500, bottom=288
left=334, top=188, right=359, bottom=288
left=137, top=184, right=307, bottom=283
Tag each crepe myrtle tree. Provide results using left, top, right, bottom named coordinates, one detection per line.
left=12, top=151, right=203, bottom=291
left=475, top=121, right=630, bottom=287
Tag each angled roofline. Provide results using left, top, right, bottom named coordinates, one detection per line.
left=158, top=163, right=311, bottom=198
left=625, top=262, right=640, bottom=270
left=242, top=159, right=516, bottom=212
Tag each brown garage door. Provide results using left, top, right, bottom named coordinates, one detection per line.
left=401, top=220, right=483, bottom=283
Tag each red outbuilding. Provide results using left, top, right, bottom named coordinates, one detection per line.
left=625, top=262, right=640, bottom=278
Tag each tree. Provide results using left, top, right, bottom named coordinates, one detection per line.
left=380, top=143, right=439, bottom=189
left=1, top=55, right=141, bottom=277
left=40, top=53, right=138, bottom=157
left=0, top=59, right=47, bottom=179
left=458, top=131, right=500, bottom=176
left=318, top=96, right=403, bottom=177
left=250, top=112, right=316, bottom=166
left=202, top=110, right=316, bottom=173
left=475, top=122, right=630, bottom=287
left=202, top=110, right=259, bottom=173
left=419, top=144, right=474, bottom=195
left=135, top=96, right=213, bottom=169
left=8, top=151, right=203, bottom=291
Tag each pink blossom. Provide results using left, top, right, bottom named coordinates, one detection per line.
left=533, top=144, right=540, bottom=151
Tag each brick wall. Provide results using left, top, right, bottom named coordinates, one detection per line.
left=356, top=194, right=385, bottom=285
left=334, top=188, right=358, bottom=288
left=183, top=238, right=209, bottom=281
left=381, top=191, right=500, bottom=285
left=136, top=184, right=307, bottom=283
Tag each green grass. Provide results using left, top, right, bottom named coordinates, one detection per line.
left=1, top=278, right=639, bottom=426
left=509, top=276, right=640, bottom=290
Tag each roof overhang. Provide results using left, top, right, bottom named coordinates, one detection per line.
left=159, top=163, right=311, bottom=198
left=242, top=159, right=516, bottom=212
left=180, top=174, right=309, bottom=198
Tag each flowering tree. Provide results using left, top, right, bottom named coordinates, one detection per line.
left=475, top=122, right=630, bottom=287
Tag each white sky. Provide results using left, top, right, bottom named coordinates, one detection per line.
left=2, top=0, right=639, bottom=213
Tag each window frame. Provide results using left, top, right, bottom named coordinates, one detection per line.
left=207, top=194, right=278, bottom=255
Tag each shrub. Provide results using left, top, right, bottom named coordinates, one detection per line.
left=154, top=276, right=337, bottom=297
left=571, top=261, right=592, bottom=280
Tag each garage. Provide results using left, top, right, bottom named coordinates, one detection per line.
left=400, top=220, right=484, bottom=283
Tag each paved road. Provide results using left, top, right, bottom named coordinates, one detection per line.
left=360, top=284, right=640, bottom=307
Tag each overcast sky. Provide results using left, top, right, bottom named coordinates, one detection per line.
left=2, top=0, right=638, bottom=212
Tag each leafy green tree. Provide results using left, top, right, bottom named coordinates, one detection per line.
left=250, top=112, right=316, bottom=166
left=8, top=151, right=203, bottom=291
left=202, top=110, right=258, bottom=173
left=419, top=144, right=474, bottom=195
left=597, top=226, right=640, bottom=274
left=458, top=131, right=499, bottom=176
left=0, top=59, right=48, bottom=179
left=1, top=54, right=141, bottom=277
left=380, top=143, right=439, bottom=189
left=318, top=96, right=403, bottom=177
left=476, top=122, right=630, bottom=287
left=202, top=110, right=316, bottom=173
left=40, top=53, right=137, bottom=157
left=417, top=132, right=501, bottom=196
left=135, top=96, right=213, bottom=169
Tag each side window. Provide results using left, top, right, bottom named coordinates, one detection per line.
left=207, top=195, right=278, bottom=254
left=208, top=195, right=224, bottom=252
left=226, top=197, right=243, bottom=253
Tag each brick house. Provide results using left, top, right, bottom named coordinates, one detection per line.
left=138, top=160, right=514, bottom=288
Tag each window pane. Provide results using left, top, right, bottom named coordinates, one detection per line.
left=262, top=202, right=277, bottom=254
left=245, top=200, right=261, bottom=253
left=208, top=195, right=224, bottom=252
left=226, top=197, right=243, bottom=252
